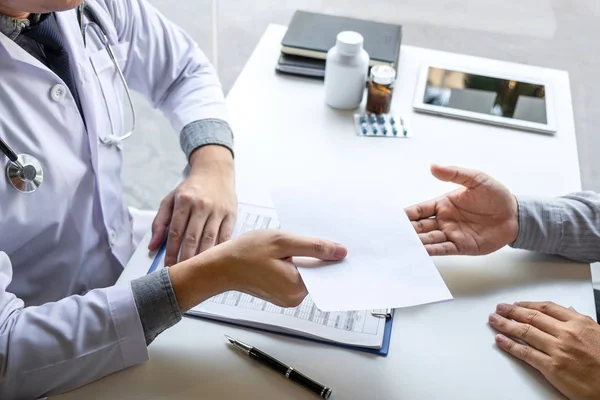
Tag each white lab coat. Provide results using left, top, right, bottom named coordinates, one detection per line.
left=0, top=0, right=227, bottom=398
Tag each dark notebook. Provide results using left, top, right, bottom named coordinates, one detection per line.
left=281, top=11, right=402, bottom=68
left=276, top=53, right=326, bottom=78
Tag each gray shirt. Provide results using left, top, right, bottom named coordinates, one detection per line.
left=0, top=12, right=234, bottom=344
left=512, top=191, right=600, bottom=263
left=0, top=13, right=45, bottom=64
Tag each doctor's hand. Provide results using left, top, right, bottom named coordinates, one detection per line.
left=168, top=230, right=348, bottom=311
left=149, top=145, right=237, bottom=266
left=404, top=165, right=519, bottom=256
left=489, top=302, right=600, bottom=400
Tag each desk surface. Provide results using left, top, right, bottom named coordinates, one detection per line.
left=57, top=24, right=593, bottom=400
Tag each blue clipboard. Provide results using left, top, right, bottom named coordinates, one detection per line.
left=148, top=242, right=394, bottom=356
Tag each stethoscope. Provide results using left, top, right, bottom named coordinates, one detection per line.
left=1, top=1, right=136, bottom=193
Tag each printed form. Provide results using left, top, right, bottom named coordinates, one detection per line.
left=180, top=203, right=388, bottom=348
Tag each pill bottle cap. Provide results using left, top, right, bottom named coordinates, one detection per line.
left=370, top=65, right=396, bottom=85
left=335, top=31, right=364, bottom=55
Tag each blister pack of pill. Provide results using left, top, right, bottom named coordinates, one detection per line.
left=353, top=113, right=412, bottom=138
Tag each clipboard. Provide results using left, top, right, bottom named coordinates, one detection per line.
left=147, top=243, right=394, bottom=356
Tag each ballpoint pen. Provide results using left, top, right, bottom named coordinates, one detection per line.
left=225, top=335, right=332, bottom=399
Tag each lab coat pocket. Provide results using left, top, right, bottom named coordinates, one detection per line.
left=88, top=42, right=131, bottom=145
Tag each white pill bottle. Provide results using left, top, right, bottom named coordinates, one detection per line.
left=324, top=31, right=370, bottom=110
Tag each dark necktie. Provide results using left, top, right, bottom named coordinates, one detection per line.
left=23, top=13, right=83, bottom=116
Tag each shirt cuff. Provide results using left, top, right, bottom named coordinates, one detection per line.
left=510, top=196, right=563, bottom=254
left=180, top=119, right=234, bottom=161
left=131, top=268, right=183, bottom=345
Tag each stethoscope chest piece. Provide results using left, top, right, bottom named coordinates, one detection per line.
left=6, top=154, right=44, bottom=193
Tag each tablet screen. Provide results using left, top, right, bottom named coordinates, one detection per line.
left=423, top=67, right=547, bottom=124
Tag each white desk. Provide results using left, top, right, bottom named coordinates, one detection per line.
left=57, top=24, right=593, bottom=400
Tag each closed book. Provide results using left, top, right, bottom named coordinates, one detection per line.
left=281, top=10, right=402, bottom=68
left=275, top=53, right=326, bottom=78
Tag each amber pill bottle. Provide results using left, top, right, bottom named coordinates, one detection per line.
left=366, top=65, right=397, bottom=114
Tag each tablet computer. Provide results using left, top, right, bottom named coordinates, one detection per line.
left=413, top=63, right=556, bottom=134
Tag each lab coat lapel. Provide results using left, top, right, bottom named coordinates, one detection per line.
left=0, top=29, right=50, bottom=71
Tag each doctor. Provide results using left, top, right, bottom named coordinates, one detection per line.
left=0, top=0, right=348, bottom=398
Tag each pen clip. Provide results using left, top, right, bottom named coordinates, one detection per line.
left=371, top=308, right=393, bottom=318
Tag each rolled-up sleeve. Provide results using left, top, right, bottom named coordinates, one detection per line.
left=131, top=267, right=182, bottom=345
left=0, top=252, right=148, bottom=399
left=180, top=119, right=234, bottom=160
left=511, top=191, right=600, bottom=263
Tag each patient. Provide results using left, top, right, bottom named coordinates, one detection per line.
left=405, top=164, right=600, bottom=400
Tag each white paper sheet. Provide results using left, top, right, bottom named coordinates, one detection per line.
left=271, top=184, right=453, bottom=312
